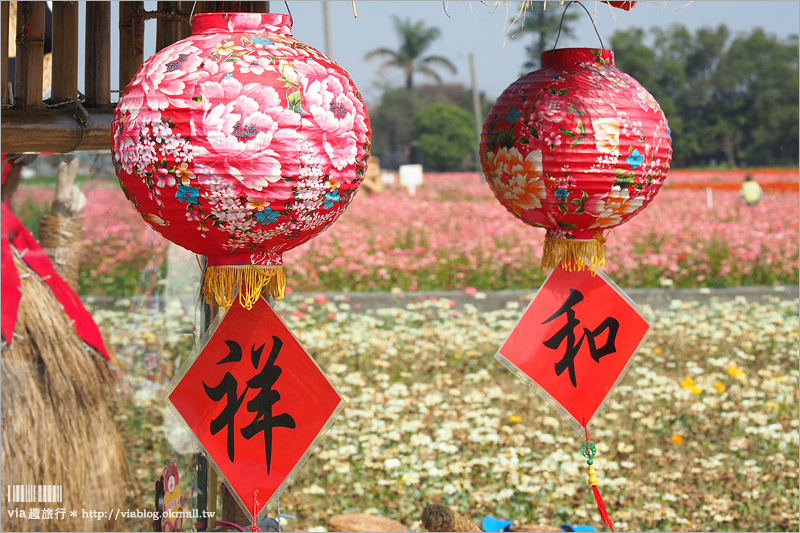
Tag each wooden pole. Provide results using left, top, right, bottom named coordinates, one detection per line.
left=14, top=1, right=45, bottom=108
left=84, top=2, right=111, bottom=106
left=1, top=107, right=114, bottom=153
left=50, top=0, right=78, bottom=102
left=156, top=1, right=181, bottom=52
left=118, top=1, right=144, bottom=90
left=2, top=2, right=9, bottom=105
left=469, top=51, right=483, bottom=175
left=177, top=1, right=193, bottom=39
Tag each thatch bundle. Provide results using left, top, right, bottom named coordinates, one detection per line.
left=0, top=252, right=131, bottom=532
left=328, top=512, right=408, bottom=532
left=37, top=215, right=83, bottom=290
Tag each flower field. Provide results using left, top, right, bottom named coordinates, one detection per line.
left=102, top=293, right=798, bottom=532
left=12, top=168, right=797, bottom=297
left=284, top=170, right=799, bottom=291
left=19, top=166, right=795, bottom=531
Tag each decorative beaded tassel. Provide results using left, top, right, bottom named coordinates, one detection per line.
left=580, top=441, right=614, bottom=532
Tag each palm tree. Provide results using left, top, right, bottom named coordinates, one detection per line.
left=364, top=17, right=457, bottom=91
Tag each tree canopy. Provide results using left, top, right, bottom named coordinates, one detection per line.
left=410, top=103, right=476, bottom=171
left=611, top=24, right=799, bottom=168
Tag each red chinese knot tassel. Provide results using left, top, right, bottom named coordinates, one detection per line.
left=580, top=439, right=615, bottom=532
left=249, top=491, right=262, bottom=532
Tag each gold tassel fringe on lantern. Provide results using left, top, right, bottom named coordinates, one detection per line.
left=203, top=265, right=286, bottom=309
left=541, top=233, right=607, bottom=272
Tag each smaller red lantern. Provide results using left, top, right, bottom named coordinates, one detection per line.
left=603, top=1, right=637, bottom=10
left=481, top=48, right=671, bottom=271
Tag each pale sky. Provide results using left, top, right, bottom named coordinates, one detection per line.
left=82, top=1, right=799, bottom=105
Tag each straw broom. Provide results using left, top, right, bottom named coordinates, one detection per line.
left=0, top=252, right=132, bottom=532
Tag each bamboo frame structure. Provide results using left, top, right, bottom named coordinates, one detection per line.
left=0, top=0, right=268, bottom=154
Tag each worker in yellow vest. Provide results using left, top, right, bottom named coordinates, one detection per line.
left=740, top=174, right=763, bottom=206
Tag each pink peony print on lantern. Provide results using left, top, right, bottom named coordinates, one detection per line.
left=112, top=13, right=370, bottom=309
left=480, top=48, right=671, bottom=271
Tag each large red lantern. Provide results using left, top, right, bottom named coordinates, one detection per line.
left=480, top=48, right=671, bottom=271
left=112, top=13, right=370, bottom=308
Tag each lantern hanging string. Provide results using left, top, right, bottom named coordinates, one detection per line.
left=552, top=1, right=605, bottom=51
left=284, top=1, right=293, bottom=26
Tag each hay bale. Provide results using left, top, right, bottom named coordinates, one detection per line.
left=1, top=253, right=132, bottom=532
left=421, top=504, right=480, bottom=532
left=329, top=512, right=408, bottom=532
left=38, top=215, right=83, bottom=291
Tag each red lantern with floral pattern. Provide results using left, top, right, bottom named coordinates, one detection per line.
left=480, top=48, right=671, bottom=271
left=112, top=13, right=370, bottom=308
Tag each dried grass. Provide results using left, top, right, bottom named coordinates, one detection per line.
left=1, top=253, right=132, bottom=532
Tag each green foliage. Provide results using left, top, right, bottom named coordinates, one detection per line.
left=370, top=84, right=487, bottom=157
left=611, top=24, right=799, bottom=167
left=410, top=103, right=476, bottom=171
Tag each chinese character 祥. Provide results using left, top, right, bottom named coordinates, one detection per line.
left=203, top=337, right=296, bottom=473
left=542, top=288, right=620, bottom=388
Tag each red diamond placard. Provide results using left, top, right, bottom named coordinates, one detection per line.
left=165, top=296, right=343, bottom=523
left=496, top=266, right=650, bottom=432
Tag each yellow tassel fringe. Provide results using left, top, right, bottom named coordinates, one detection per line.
left=203, top=266, right=286, bottom=310
left=542, top=233, right=607, bottom=272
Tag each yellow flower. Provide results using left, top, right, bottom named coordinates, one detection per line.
left=728, top=366, right=745, bottom=380
left=653, top=348, right=662, bottom=355
left=680, top=377, right=696, bottom=389
left=671, top=434, right=684, bottom=445
left=714, top=382, right=726, bottom=393
left=689, top=386, right=702, bottom=395
left=453, top=353, right=463, bottom=359
left=508, top=415, right=522, bottom=424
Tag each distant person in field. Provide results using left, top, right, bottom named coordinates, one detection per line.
left=740, top=174, right=763, bottom=206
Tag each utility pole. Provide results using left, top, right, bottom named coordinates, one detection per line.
left=469, top=51, right=483, bottom=176
left=322, top=1, right=332, bottom=56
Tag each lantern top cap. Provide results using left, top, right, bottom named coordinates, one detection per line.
left=190, top=12, right=293, bottom=36
left=541, top=48, right=614, bottom=68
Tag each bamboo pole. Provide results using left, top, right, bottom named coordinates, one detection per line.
left=177, top=1, right=192, bottom=39
left=156, top=1, right=181, bottom=52
left=1, top=107, right=114, bottom=152
left=2, top=2, right=9, bottom=105
left=15, top=1, right=45, bottom=108
left=118, top=1, right=144, bottom=90
left=50, top=0, right=78, bottom=102
left=84, top=2, right=110, bottom=106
